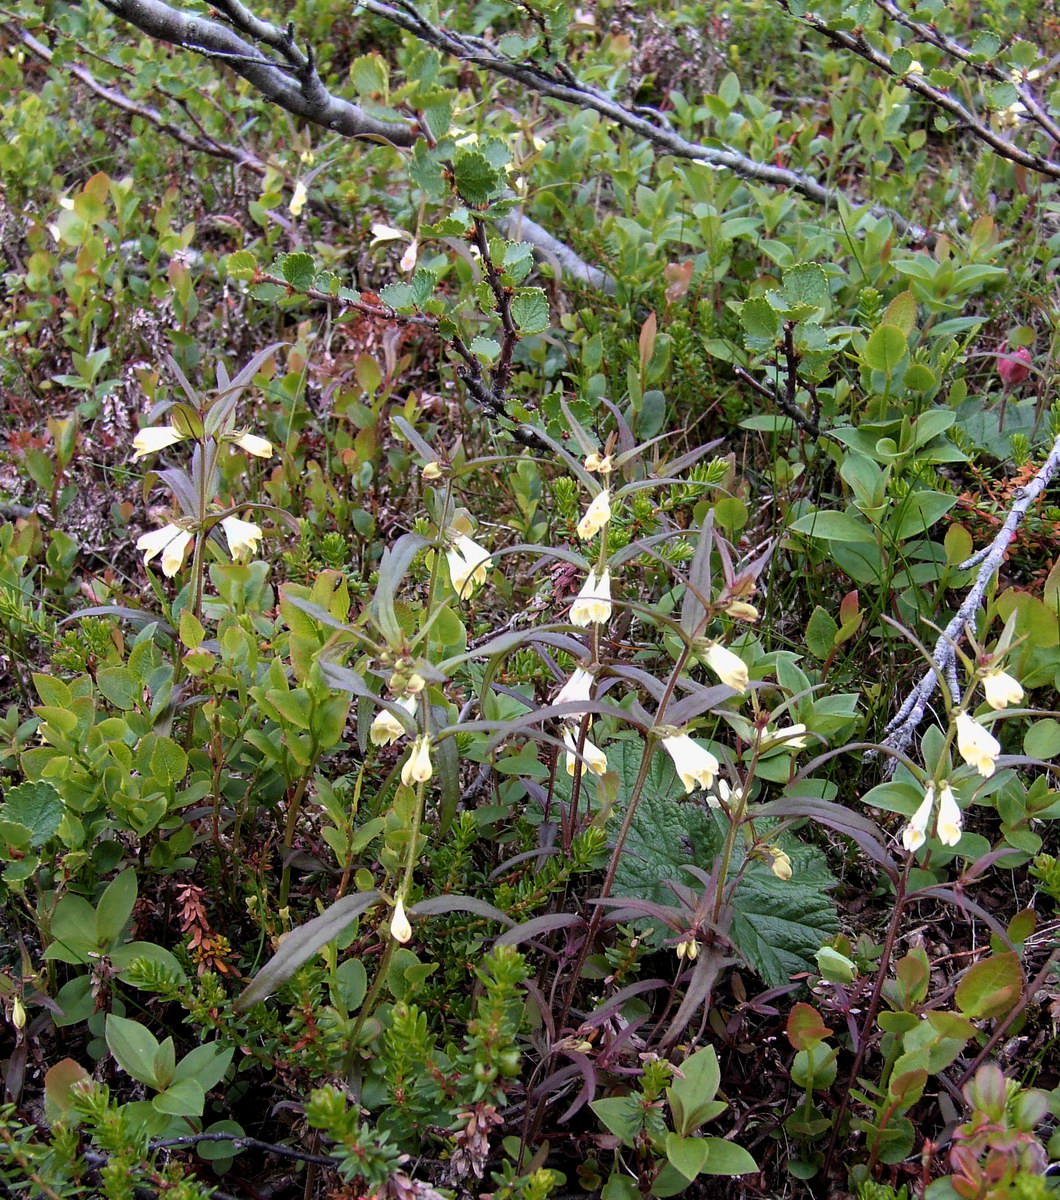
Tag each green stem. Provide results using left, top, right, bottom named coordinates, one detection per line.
left=278, top=752, right=318, bottom=908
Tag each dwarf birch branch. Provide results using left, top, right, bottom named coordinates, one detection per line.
left=93, top=0, right=414, bottom=143
left=779, top=0, right=1060, bottom=181
left=881, top=429, right=1060, bottom=764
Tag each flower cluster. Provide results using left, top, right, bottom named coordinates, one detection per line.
left=137, top=515, right=263, bottom=577
left=903, top=782, right=962, bottom=851
left=554, top=666, right=608, bottom=777
left=570, top=568, right=612, bottom=627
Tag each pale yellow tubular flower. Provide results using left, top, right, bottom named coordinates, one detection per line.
left=770, top=848, right=793, bottom=881
left=569, top=568, right=612, bottom=627
left=233, top=432, right=274, bottom=458
left=584, top=452, right=613, bottom=473
left=562, top=728, right=608, bottom=777
left=724, top=600, right=759, bottom=622
left=221, top=515, right=264, bottom=561
left=132, top=425, right=185, bottom=460
left=771, top=723, right=809, bottom=750
left=675, top=939, right=699, bottom=961
left=370, top=694, right=417, bottom=747
left=555, top=667, right=594, bottom=718
left=401, top=734, right=433, bottom=786
left=137, top=524, right=193, bottom=577
left=421, top=461, right=444, bottom=480
left=661, top=734, right=720, bottom=793
left=446, top=533, right=491, bottom=598
left=982, top=669, right=1023, bottom=711
left=703, top=642, right=749, bottom=693
left=399, top=239, right=419, bottom=272
left=956, top=712, right=1001, bottom=777
left=289, top=180, right=308, bottom=217
left=902, top=785, right=935, bottom=852
left=370, top=708, right=405, bottom=747
left=390, top=897, right=412, bottom=943
left=576, top=489, right=612, bottom=540
left=936, top=783, right=962, bottom=846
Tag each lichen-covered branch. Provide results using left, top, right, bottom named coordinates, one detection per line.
left=881, top=429, right=1060, bottom=763
left=778, top=0, right=1060, bottom=181
left=93, top=0, right=414, bottom=143
left=357, top=0, right=931, bottom=241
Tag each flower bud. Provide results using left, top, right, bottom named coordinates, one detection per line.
left=998, top=344, right=1032, bottom=390
left=390, top=898, right=412, bottom=943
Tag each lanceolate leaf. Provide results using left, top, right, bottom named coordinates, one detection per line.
left=236, top=891, right=380, bottom=1010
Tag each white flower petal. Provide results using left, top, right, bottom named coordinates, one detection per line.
left=703, top=643, right=749, bottom=693
left=982, top=670, right=1023, bottom=711
left=390, top=898, right=412, bottom=943
left=956, top=712, right=1000, bottom=778
left=570, top=568, right=612, bottom=627
left=233, top=432, right=274, bottom=458
left=576, top=489, right=612, bottom=540
left=562, top=729, right=608, bottom=776
left=902, top=785, right=935, bottom=852
left=661, top=733, right=720, bottom=793
left=936, top=784, right=963, bottom=846
left=220, top=516, right=263, bottom=561
left=137, top=523, right=192, bottom=577
left=400, top=735, right=433, bottom=786
left=132, top=425, right=185, bottom=460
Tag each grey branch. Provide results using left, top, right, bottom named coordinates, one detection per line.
left=880, top=429, right=1060, bottom=764
left=358, top=0, right=932, bottom=242
left=781, top=0, right=1060, bottom=182
left=93, top=0, right=414, bottom=144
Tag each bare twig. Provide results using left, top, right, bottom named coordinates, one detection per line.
left=881, top=428, right=1060, bottom=763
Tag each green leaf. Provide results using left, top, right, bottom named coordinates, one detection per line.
left=1026, top=719, right=1060, bottom=760
left=45, top=894, right=99, bottom=963
left=106, top=1014, right=162, bottom=1087
left=95, top=666, right=139, bottom=711
left=279, top=252, right=317, bottom=291
left=150, top=736, right=188, bottom=787
left=96, top=869, right=137, bottom=948
left=152, top=1078, right=205, bottom=1117
left=781, top=262, right=828, bottom=310
left=788, top=510, right=875, bottom=543
left=887, top=491, right=957, bottom=541
left=172, top=1043, right=234, bottom=1092
left=700, top=1137, right=758, bottom=1175
left=666, top=1045, right=722, bottom=1135
left=665, top=1133, right=711, bottom=1181
left=862, top=324, right=908, bottom=373
left=611, top=742, right=837, bottom=986
left=729, top=858, right=839, bottom=988
left=349, top=52, right=388, bottom=95
left=452, top=149, right=503, bottom=203
left=225, top=250, right=257, bottom=281
left=469, top=336, right=501, bottom=361
left=739, top=296, right=779, bottom=343
left=196, top=1121, right=246, bottom=1162
left=236, top=890, right=380, bottom=1010
left=805, top=606, right=839, bottom=660
left=335, top=959, right=368, bottom=1011
left=954, top=951, right=1023, bottom=1019
left=0, top=781, right=63, bottom=847
left=590, top=1095, right=644, bottom=1146
left=510, top=288, right=550, bottom=335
